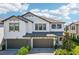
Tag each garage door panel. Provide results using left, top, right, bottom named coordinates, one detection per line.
left=7, top=39, right=31, bottom=49
left=33, top=39, right=53, bottom=48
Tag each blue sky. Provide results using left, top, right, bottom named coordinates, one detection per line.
left=28, top=3, right=67, bottom=10
left=0, top=3, right=79, bottom=25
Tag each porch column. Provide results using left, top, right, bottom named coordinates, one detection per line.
left=0, top=45, right=2, bottom=50
left=31, top=37, right=33, bottom=48
left=53, top=37, right=57, bottom=47
left=5, top=39, right=7, bottom=50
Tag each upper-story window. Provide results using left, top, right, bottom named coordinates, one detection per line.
left=52, top=24, right=56, bottom=29
left=57, top=24, right=62, bottom=29
left=9, top=23, right=19, bottom=32
left=52, top=24, right=62, bottom=29
left=35, top=24, right=46, bottom=30
left=71, top=26, right=75, bottom=30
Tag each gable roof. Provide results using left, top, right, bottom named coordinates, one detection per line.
left=68, top=20, right=79, bottom=26
left=22, top=12, right=65, bottom=23
left=18, top=16, right=33, bottom=23
left=0, top=20, right=3, bottom=24
left=74, top=20, right=79, bottom=24
left=2, top=16, right=32, bottom=23
left=40, top=16, right=65, bottom=23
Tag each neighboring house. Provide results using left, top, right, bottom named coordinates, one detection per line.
left=64, top=25, right=69, bottom=32
left=67, top=21, right=79, bottom=39
left=0, top=21, right=4, bottom=50
left=2, top=12, right=65, bottom=50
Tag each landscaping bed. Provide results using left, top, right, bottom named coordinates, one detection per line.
left=16, top=45, right=31, bottom=55
left=54, top=36, right=79, bottom=55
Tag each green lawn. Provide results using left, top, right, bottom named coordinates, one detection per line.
left=69, top=39, right=79, bottom=55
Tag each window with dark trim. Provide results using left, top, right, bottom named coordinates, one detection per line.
left=71, top=26, right=75, bottom=30
left=43, top=24, right=46, bottom=30
left=57, top=24, right=62, bottom=29
left=39, top=24, right=42, bottom=30
left=52, top=24, right=56, bottom=29
left=9, top=23, right=19, bottom=31
left=35, top=24, right=38, bottom=30
left=9, top=23, right=14, bottom=31
left=35, top=24, right=46, bottom=30
left=15, top=23, right=19, bottom=31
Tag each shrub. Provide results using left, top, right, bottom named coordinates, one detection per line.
left=54, top=48, right=76, bottom=55
left=54, top=49, right=68, bottom=55
left=26, top=45, right=31, bottom=51
left=16, top=47, right=29, bottom=55
left=68, top=51, right=74, bottom=55
left=62, top=39, right=75, bottom=51
left=72, top=46, right=79, bottom=55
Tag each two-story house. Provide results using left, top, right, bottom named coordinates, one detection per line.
left=67, top=21, right=79, bottom=39
left=2, top=12, right=65, bottom=50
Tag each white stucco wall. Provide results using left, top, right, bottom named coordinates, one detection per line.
left=27, top=22, right=33, bottom=33
left=4, top=17, right=28, bottom=39
left=0, top=27, right=4, bottom=50
left=23, top=15, right=64, bottom=32
left=23, top=15, right=50, bottom=32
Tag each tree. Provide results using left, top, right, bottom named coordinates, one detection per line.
left=62, top=37, right=75, bottom=51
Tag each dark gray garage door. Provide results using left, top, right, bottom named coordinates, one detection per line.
left=7, top=39, right=31, bottom=49
left=33, top=39, right=53, bottom=48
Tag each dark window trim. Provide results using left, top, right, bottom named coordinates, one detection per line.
left=9, top=23, right=19, bottom=32
left=52, top=24, right=56, bottom=29
left=57, top=24, right=62, bottom=29
left=71, top=26, right=75, bottom=30
left=35, top=23, right=46, bottom=30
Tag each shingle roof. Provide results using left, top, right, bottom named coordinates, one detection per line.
left=22, top=12, right=65, bottom=23
left=2, top=16, right=15, bottom=22
left=23, top=32, right=63, bottom=37
left=2, top=16, right=28, bottom=23
left=68, top=20, right=79, bottom=26
left=74, top=20, right=79, bottom=24
left=2, top=12, right=65, bottom=23
left=40, top=16, right=65, bottom=23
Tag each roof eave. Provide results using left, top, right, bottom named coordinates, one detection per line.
left=2, top=16, right=28, bottom=23
left=50, top=22, right=65, bottom=23
left=22, top=12, right=52, bottom=23
left=22, top=12, right=65, bottom=23
left=21, top=16, right=33, bottom=23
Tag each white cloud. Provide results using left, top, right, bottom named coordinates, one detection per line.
left=64, top=16, right=71, bottom=20
left=30, top=9, right=40, bottom=13
left=41, top=9, right=49, bottom=13
left=71, top=10, right=79, bottom=14
left=30, top=3, right=79, bottom=21
left=0, top=3, right=29, bottom=14
left=30, top=9, right=59, bottom=19
left=49, top=9, right=61, bottom=15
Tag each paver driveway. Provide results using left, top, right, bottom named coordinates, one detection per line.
left=0, top=50, right=18, bottom=55
left=29, top=48, right=54, bottom=55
